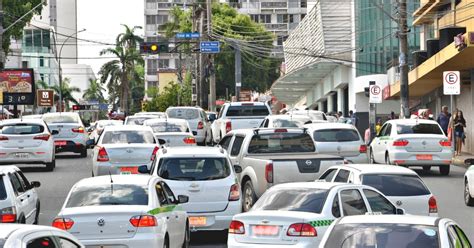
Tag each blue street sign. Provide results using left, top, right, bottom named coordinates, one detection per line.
left=176, top=32, right=201, bottom=39
left=200, top=41, right=220, bottom=53
left=98, top=104, right=109, bottom=111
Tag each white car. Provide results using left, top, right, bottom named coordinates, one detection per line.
left=305, top=123, right=369, bottom=163
left=227, top=182, right=403, bottom=248
left=260, top=115, right=312, bottom=128
left=91, top=125, right=159, bottom=176
left=134, top=112, right=167, bottom=118
left=21, top=114, right=43, bottom=120
left=0, top=166, right=41, bottom=224
left=0, top=224, right=84, bottom=247
left=319, top=215, right=471, bottom=248
left=89, top=120, right=123, bottom=142
left=464, top=165, right=474, bottom=206
left=166, top=107, right=212, bottom=145
left=124, top=115, right=159, bottom=125
left=0, top=119, right=56, bottom=171
left=286, top=110, right=327, bottom=121
left=42, top=113, right=89, bottom=158
left=53, top=175, right=189, bottom=248
left=143, top=147, right=241, bottom=232
left=143, top=118, right=196, bottom=147
left=319, top=164, right=438, bottom=216
left=370, top=119, right=452, bottom=175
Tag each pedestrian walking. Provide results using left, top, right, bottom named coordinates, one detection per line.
left=437, top=105, right=451, bottom=136
left=375, top=118, right=382, bottom=135
left=348, top=110, right=358, bottom=126
left=453, top=110, right=467, bottom=156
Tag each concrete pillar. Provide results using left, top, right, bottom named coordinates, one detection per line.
left=337, top=88, right=345, bottom=114
left=327, top=95, right=334, bottom=113
left=318, top=101, right=324, bottom=111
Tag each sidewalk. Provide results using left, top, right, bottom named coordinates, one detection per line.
left=452, top=152, right=474, bottom=168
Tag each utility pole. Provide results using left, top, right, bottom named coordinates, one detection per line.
left=398, top=0, right=410, bottom=119
left=235, top=45, right=241, bottom=102
left=191, top=3, right=198, bottom=106
left=0, top=0, right=4, bottom=70
left=207, top=0, right=216, bottom=111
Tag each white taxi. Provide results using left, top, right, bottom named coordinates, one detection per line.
left=53, top=175, right=189, bottom=248
left=319, top=215, right=471, bottom=248
left=0, top=224, right=84, bottom=247
left=370, top=119, right=452, bottom=175
left=227, top=182, right=403, bottom=247
left=319, top=164, right=437, bottom=216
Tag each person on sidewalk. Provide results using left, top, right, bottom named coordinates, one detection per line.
left=453, top=110, right=467, bottom=156
left=437, top=105, right=451, bottom=136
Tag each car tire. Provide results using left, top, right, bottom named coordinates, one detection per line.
left=465, top=180, right=474, bottom=206
left=182, top=222, right=190, bottom=248
left=33, top=201, right=40, bottom=225
left=385, top=153, right=392, bottom=165
left=164, top=235, right=170, bottom=248
left=80, top=148, right=87, bottom=158
left=422, top=166, right=431, bottom=171
left=370, top=148, right=376, bottom=164
left=440, top=165, right=450, bottom=176
left=243, top=180, right=257, bottom=212
left=45, top=159, right=55, bottom=172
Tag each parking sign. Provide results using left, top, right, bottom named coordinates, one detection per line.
left=369, top=85, right=382, bottom=104
left=443, top=71, right=460, bottom=95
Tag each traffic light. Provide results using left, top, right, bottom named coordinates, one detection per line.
left=140, top=42, right=169, bottom=54
left=72, top=105, right=86, bottom=111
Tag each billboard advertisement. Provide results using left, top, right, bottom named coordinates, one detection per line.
left=0, top=69, right=35, bottom=105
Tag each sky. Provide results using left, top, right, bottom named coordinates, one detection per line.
left=77, top=0, right=144, bottom=75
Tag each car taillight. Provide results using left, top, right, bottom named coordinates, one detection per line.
left=228, top=183, right=240, bottom=201
left=287, top=223, right=317, bottom=237
left=0, top=207, right=16, bottom=223
left=229, top=220, right=245, bottom=234
left=97, top=147, right=109, bottom=162
left=359, top=144, right=367, bottom=153
left=52, top=218, right=74, bottom=230
left=183, top=137, right=196, bottom=144
left=439, top=140, right=451, bottom=147
left=429, top=196, right=438, bottom=213
left=150, top=146, right=159, bottom=161
left=130, top=215, right=157, bottom=227
left=72, top=127, right=85, bottom=133
left=274, top=129, right=288, bottom=133
left=34, top=134, right=50, bottom=141
left=197, top=121, right=204, bottom=130
left=225, top=121, right=232, bottom=134
left=393, top=139, right=409, bottom=146
left=0, top=136, right=8, bottom=141
left=265, top=162, right=273, bottom=183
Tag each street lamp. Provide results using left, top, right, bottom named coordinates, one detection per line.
left=57, top=28, right=86, bottom=112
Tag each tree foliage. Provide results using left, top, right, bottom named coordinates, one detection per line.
left=36, top=78, right=80, bottom=111
left=82, top=79, right=105, bottom=102
left=145, top=73, right=192, bottom=112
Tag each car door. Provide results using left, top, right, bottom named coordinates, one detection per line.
left=8, top=173, right=30, bottom=223
left=15, top=170, right=38, bottom=224
left=338, top=188, right=369, bottom=216
left=161, top=181, right=186, bottom=247
left=228, top=135, right=245, bottom=167
left=362, top=189, right=397, bottom=214
left=373, top=124, right=391, bottom=163
left=154, top=181, right=179, bottom=247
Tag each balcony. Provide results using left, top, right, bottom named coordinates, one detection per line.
left=261, top=2, right=287, bottom=9
left=265, top=23, right=289, bottom=31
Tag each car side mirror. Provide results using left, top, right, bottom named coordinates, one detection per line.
left=396, top=208, right=405, bottom=215
left=233, top=165, right=242, bottom=173
left=30, top=181, right=41, bottom=188
left=51, top=130, right=59, bottom=135
left=177, top=195, right=189, bottom=204
left=138, top=165, right=150, bottom=174
left=86, top=139, right=95, bottom=148
left=158, top=139, right=166, bottom=145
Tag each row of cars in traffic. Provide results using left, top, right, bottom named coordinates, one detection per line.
left=0, top=102, right=471, bottom=247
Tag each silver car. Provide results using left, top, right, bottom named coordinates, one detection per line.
left=166, top=107, right=212, bottom=145
left=260, top=114, right=312, bottom=128
left=143, top=118, right=196, bottom=147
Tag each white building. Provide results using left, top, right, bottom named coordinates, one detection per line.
left=49, top=0, right=79, bottom=65
left=61, top=64, right=97, bottom=102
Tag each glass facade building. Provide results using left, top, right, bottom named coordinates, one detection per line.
left=356, top=0, right=420, bottom=76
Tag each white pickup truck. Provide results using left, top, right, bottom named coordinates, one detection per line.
left=219, top=128, right=345, bottom=211
left=211, top=102, right=271, bottom=144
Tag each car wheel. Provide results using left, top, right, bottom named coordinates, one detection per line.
left=370, top=148, right=376, bottom=164
left=385, top=153, right=392, bottom=165
left=440, top=165, right=450, bottom=176
left=80, top=147, right=87, bottom=158
left=182, top=222, right=190, bottom=248
left=243, top=180, right=257, bottom=212
left=465, top=180, right=474, bottom=206
left=33, top=201, right=40, bottom=225
left=422, top=166, right=431, bottom=171
left=45, top=159, right=55, bottom=172
left=163, top=235, right=170, bottom=248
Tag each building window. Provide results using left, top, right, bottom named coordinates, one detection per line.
left=301, top=14, right=306, bottom=20
left=147, top=37, right=158, bottom=42
left=277, top=14, right=294, bottom=23
left=22, top=61, right=28, bottom=68
left=147, top=59, right=158, bottom=75
left=146, top=15, right=169, bottom=25
left=146, top=0, right=156, bottom=9
left=277, top=35, right=288, bottom=46
left=40, top=74, right=44, bottom=82
left=39, top=56, right=44, bottom=67
left=148, top=81, right=158, bottom=89
left=250, top=15, right=259, bottom=22
left=259, top=14, right=271, bottom=23
left=158, top=59, right=169, bottom=69
left=301, top=0, right=307, bottom=8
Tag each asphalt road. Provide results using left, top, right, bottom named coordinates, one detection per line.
left=16, top=151, right=474, bottom=247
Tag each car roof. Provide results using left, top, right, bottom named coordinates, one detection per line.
left=74, top=175, right=153, bottom=187
left=304, top=122, right=357, bottom=130
left=0, top=166, right=20, bottom=174
left=386, top=119, right=439, bottom=125
left=337, top=215, right=440, bottom=226
left=226, top=102, right=266, bottom=106
left=266, top=115, right=310, bottom=120
left=42, top=112, right=79, bottom=117
left=144, top=118, right=188, bottom=125
left=228, top=127, right=308, bottom=135
left=0, top=224, right=62, bottom=239
left=161, top=146, right=227, bottom=157
left=97, top=120, right=122, bottom=124
left=103, top=125, right=153, bottom=132
left=0, top=118, right=45, bottom=125
left=166, top=106, right=203, bottom=111
left=329, top=164, right=419, bottom=175
left=272, top=182, right=347, bottom=190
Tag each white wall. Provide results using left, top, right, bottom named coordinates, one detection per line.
left=56, top=0, right=78, bottom=65
left=62, top=64, right=96, bottom=102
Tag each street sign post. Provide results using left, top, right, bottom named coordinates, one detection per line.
left=369, top=84, right=382, bottom=104
left=443, top=71, right=460, bottom=156
left=36, top=89, right=54, bottom=107
left=200, top=41, right=220, bottom=53
left=176, top=32, right=201, bottom=39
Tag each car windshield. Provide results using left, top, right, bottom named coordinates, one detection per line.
left=226, top=105, right=270, bottom=117
left=125, top=117, right=153, bottom=125
left=101, top=130, right=155, bottom=144
left=323, top=223, right=439, bottom=248
left=252, top=188, right=328, bottom=213
left=158, top=158, right=230, bottom=181
left=167, top=109, right=199, bottom=120
left=362, top=174, right=430, bottom=196
left=43, top=114, right=80, bottom=124
left=66, top=184, right=148, bottom=207
left=0, top=124, right=44, bottom=135
left=148, top=122, right=188, bottom=133
left=0, top=177, right=7, bottom=200
left=396, top=123, right=443, bottom=135
left=272, top=119, right=303, bottom=128
left=314, top=129, right=360, bottom=142
left=248, top=132, right=315, bottom=153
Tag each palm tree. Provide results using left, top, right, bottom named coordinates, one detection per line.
left=51, top=78, right=80, bottom=111
left=116, top=25, right=143, bottom=49
left=83, top=78, right=105, bottom=102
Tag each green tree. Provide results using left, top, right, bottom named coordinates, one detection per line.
left=82, top=79, right=105, bottom=102
left=145, top=73, right=192, bottom=112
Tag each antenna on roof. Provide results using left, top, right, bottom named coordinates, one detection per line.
left=108, top=169, right=114, bottom=194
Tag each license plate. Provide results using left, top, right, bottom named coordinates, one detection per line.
left=15, top=153, right=29, bottom=159
left=251, top=225, right=279, bottom=236
left=54, top=141, right=67, bottom=146
left=189, top=217, right=207, bottom=227
left=416, top=154, right=433, bottom=160
left=120, top=167, right=138, bottom=174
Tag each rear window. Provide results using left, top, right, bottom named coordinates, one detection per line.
left=125, top=117, right=153, bottom=125
left=248, top=132, right=315, bottom=153
left=101, top=130, right=155, bottom=144
left=314, top=129, right=360, bottom=142
left=362, top=174, right=430, bottom=196
left=0, top=124, right=44, bottom=135
left=147, top=122, right=188, bottom=133
left=43, top=114, right=80, bottom=124
left=252, top=188, right=328, bottom=213
left=66, top=184, right=148, bottom=207
left=226, top=105, right=270, bottom=117
left=272, top=119, right=302, bottom=128
left=396, top=123, right=443, bottom=135
left=158, top=158, right=230, bottom=181
left=97, top=121, right=122, bottom=128
left=0, top=177, right=7, bottom=200
left=167, top=108, right=199, bottom=120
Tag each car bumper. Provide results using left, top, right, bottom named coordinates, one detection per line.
left=344, top=154, right=369, bottom=164
left=390, top=151, right=452, bottom=166
left=228, top=235, right=316, bottom=248
left=54, top=139, right=87, bottom=153
left=192, top=130, right=206, bottom=143
left=80, top=233, right=165, bottom=248
left=189, top=201, right=241, bottom=231
left=0, top=147, right=53, bottom=164
left=93, top=162, right=152, bottom=176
